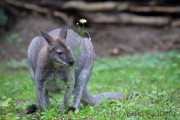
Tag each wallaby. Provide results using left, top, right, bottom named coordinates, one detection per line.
left=25, top=26, right=129, bottom=114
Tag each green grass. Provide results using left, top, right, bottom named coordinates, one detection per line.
left=0, top=50, right=180, bottom=119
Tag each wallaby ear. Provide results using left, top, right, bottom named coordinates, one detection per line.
left=41, top=31, right=53, bottom=45
left=59, top=26, right=68, bottom=40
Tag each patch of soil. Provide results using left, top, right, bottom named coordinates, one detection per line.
left=0, top=15, right=180, bottom=63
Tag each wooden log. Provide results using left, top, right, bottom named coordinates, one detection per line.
left=118, top=44, right=135, bottom=53
left=36, top=0, right=64, bottom=8
left=129, top=6, right=180, bottom=13
left=82, top=12, right=170, bottom=26
left=52, top=11, right=73, bottom=26
left=5, top=0, right=49, bottom=13
left=62, top=1, right=129, bottom=12
left=4, top=0, right=72, bottom=26
left=171, top=19, right=180, bottom=27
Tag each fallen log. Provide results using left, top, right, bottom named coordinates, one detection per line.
left=82, top=12, right=171, bottom=26
left=5, top=0, right=49, bottom=13
left=62, top=1, right=129, bottom=11
left=171, top=19, right=180, bottom=27
left=4, top=0, right=72, bottom=26
left=52, top=11, right=73, bottom=27
left=129, top=6, right=180, bottom=13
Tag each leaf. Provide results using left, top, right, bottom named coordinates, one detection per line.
left=17, top=38, right=23, bottom=43
left=6, top=37, right=13, bottom=43
left=12, top=116, right=20, bottom=120
left=1, top=98, right=12, bottom=107
left=6, top=59, right=18, bottom=69
left=148, top=94, right=157, bottom=100
left=75, top=109, right=79, bottom=114
left=10, top=33, right=18, bottom=39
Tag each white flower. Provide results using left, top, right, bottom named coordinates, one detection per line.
left=79, top=19, right=87, bottom=24
left=76, top=23, right=79, bottom=25
left=89, top=38, right=91, bottom=40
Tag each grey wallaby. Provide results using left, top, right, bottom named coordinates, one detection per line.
left=25, top=26, right=130, bottom=114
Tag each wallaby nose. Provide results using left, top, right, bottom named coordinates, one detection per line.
left=69, top=60, right=74, bottom=66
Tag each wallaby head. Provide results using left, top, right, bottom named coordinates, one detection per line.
left=41, top=26, right=74, bottom=67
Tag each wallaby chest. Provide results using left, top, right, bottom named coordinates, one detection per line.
left=45, top=66, right=71, bottom=93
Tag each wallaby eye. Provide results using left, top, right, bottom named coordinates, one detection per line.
left=57, top=51, right=63, bottom=55
left=56, top=50, right=63, bottom=55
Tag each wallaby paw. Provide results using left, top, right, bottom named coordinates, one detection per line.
left=67, top=107, right=76, bottom=113
left=25, top=104, right=38, bottom=114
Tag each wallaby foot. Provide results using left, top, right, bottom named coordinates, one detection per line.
left=67, top=107, right=76, bottom=113
left=25, top=104, right=38, bottom=114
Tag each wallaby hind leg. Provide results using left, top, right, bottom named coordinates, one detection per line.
left=25, top=89, right=50, bottom=114
left=34, top=70, right=49, bottom=111
left=29, top=63, right=35, bottom=80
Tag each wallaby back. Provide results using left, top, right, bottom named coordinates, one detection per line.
left=28, top=37, right=46, bottom=79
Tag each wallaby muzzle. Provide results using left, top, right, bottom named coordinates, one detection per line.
left=69, top=60, right=74, bottom=66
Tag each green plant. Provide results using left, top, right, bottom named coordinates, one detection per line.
left=70, top=18, right=91, bottom=61
left=1, top=98, right=12, bottom=107
left=5, top=33, right=22, bottom=44
left=6, top=59, right=28, bottom=69
left=153, top=55, right=168, bottom=102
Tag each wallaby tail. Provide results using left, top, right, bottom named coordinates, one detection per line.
left=81, top=87, right=138, bottom=106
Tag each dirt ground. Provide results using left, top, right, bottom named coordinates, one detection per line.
left=1, top=15, right=180, bottom=62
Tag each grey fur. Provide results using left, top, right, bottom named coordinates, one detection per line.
left=27, top=26, right=126, bottom=112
